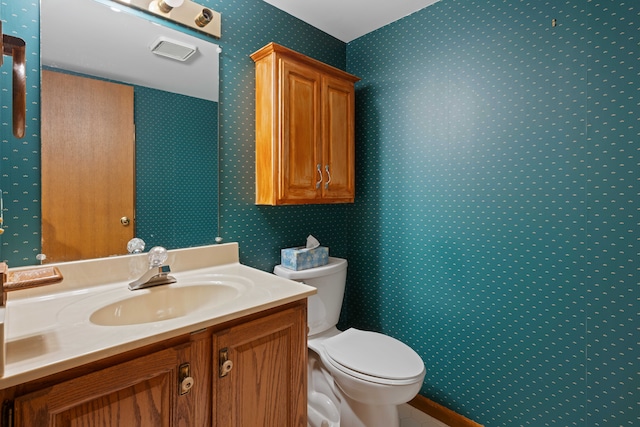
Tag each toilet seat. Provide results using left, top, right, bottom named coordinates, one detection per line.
left=321, top=328, right=425, bottom=386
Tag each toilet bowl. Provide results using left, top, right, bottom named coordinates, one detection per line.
left=274, top=257, right=426, bottom=427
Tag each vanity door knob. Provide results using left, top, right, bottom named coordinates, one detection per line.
left=120, top=216, right=131, bottom=226
left=220, top=360, right=234, bottom=377
left=219, top=347, right=234, bottom=377
left=178, top=363, right=194, bottom=395
left=180, top=376, right=195, bottom=394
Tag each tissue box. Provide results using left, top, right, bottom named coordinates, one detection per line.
left=281, top=246, right=329, bottom=271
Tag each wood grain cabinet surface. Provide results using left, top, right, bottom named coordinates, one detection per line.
left=214, top=301, right=307, bottom=426
left=0, top=301, right=307, bottom=427
left=13, top=344, right=193, bottom=427
left=251, top=43, right=360, bottom=205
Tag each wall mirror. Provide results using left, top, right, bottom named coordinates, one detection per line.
left=39, top=0, right=220, bottom=264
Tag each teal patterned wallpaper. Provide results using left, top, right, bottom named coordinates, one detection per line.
left=0, top=1, right=40, bottom=264
left=134, top=87, right=218, bottom=249
left=346, top=0, right=638, bottom=426
left=208, top=0, right=351, bottom=270
left=2, top=0, right=638, bottom=426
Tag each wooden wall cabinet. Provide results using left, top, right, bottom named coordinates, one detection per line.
left=251, top=43, right=360, bottom=205
left=0, top=301, right=307, bottom=427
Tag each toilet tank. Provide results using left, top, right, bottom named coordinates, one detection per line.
left=274, top=257, right=347, bottom=336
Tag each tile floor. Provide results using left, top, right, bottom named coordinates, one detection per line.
left=398, top=404, right=449, bottom=427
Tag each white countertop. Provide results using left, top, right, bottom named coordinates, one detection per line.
left=1, top=243, right=316, bottom=389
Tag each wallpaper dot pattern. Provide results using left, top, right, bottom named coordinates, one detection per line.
left=135, top=87, right=218, bottom=250
left=211, top=0, right=352, bottom=271
left=347, top=0, right=638, bottom=425
left=2, top=0, right=638, bottom=426
left=0, top=1, right=42, bottom=265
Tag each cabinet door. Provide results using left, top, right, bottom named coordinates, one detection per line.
left=322, top=74, right=355, bottom=202
left=13, top=345, right=193, bottom=427
left=280, top=59, right=322, bottom=203
left=214, top=304, right=307, bottom=426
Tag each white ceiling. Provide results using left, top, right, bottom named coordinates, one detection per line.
left=40, top=0, right=438, bottom=101
left=263, top=0, right=441, bottom=42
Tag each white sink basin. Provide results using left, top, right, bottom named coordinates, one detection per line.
left=87, top=274, right=254, bottom=326
left=54, top=273, right=255, bottom=328
left=90, top=284, right=239, bottom=326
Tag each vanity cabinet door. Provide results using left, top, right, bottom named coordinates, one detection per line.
left=213, top=303, right=307, bottom=427
left=13, top=344, right=193, bottom=427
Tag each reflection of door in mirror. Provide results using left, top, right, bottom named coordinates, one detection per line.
left=41, top=70, right=135, bottom=263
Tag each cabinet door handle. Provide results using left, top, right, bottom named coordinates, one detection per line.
left=178, top=363, right=194, bottom=395
left=315, top=164, right=322, bottom=189
left=219, top=347, right=234, bottom=377
left=324, top=165, right=331, bottom=190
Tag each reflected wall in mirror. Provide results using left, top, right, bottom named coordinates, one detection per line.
left=39, top=0, right=220, bottom=264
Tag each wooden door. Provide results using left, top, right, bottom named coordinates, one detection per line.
left=13, top=345, right=193, bottom=427
left=280, top=59, right=322, bottom=203
left=322, top=74, right=355, bottom=202
left=41, top=70, right=135, bottom=263
left=214, top=303, right=308, bottom=426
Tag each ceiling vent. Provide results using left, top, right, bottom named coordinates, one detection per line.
left=150, top=37, right=197, bottom=61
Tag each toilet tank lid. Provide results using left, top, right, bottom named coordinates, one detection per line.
left=273, top=257, right=347, bottom=280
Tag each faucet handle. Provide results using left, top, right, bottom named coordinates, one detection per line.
left=127, top=238, right=146, bottom=254
left=148, top=246, right=168, bottom=268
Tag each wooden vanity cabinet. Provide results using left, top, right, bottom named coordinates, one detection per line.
left=251, top=42, right=360, bottom=205
left=0, top=301, right=307, bottom=427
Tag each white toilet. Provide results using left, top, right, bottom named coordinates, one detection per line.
left=274, top=257, right=426, bottom=427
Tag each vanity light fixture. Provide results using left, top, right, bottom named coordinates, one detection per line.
left=149, top=0, right=184, bottom=14
left=114, top=0, right=221, bottom=38
left=194, top=8, right=213, bottom=28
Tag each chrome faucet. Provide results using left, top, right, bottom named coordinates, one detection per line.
left=129, top=246, right=177, bottom=291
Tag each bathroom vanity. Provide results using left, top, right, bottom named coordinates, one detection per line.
left=0, top=243, right=314, bottom=426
